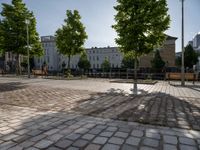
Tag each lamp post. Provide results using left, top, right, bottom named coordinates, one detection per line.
left=181, top=0, right=185, bottom=86
left=25, top=19, right=30, bottom=78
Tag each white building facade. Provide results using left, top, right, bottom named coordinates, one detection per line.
left=34, top=36, right=123, bottom=71
left=189, top=33, right=200, bottom=71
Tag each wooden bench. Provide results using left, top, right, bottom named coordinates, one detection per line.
left=166, top=72, right=197, bottom=81
left=32, top=69, right=46, bottom=76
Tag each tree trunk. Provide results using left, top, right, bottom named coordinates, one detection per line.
left=67, top=55, right=71, bottom=70
left=16, top=54, right=21, bottom=75
left=133, top=55, right=138, bottom=94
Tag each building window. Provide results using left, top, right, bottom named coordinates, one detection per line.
left=97, top=64, right=99, bottom=68
left=93, top=50, right=95, bottom=53
left=93, top=56, right=95, bottom=61
left=97, top=56, right=99, bottom=61
left=93, top=64, right=95, bottom=68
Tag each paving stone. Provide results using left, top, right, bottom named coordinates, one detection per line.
left=27, top=130, right=42, bottom=136
left=146, top=132, right=160, bottom=140
left=47, top=133, right=64, bottom=142
left=163, top=135, right=178, bottom=144
left=82, top=134, right=95, bottom=140
left=126, top=136, right=141, bottom=146
left=115, top=132, right=129, bottom=138
left=8, top=145, right=23, bottom=150
left=118, top=128, right=132, bottom=133
left=100, top=131, right=114, bottom=137
left=47, top=147, right=62, bottom=150
left=179, top=137, right=196, bottom=145
left=102, top=143, right=120, bottom=150
left=131, top=130, right=144, bottom=137
left=44, top=129, right=60, bottom=136
left=89, top=128, right=102, bottom=135
left=2, top=134, right=19, bottom=141
left=0, top=141, right=17, bottom=150
left=96, top=125, right=107, bottom=130
left=25, top=147, right=39, bottom=150
left=85, top=144, right=101, bottom=150
left=179, top=144, right=198, bottom=150
left=74, top=128, right=89, bottom=134
left=19, top=141, right=35, bottom=148
left=65, top=133, right=81, bottom=140
left=30, top=134, right=46, bottom=142
left=142, top=138, right=159, bottom=148
left=108, top=137, right=124, bottom=145
left=106, top=127, right=118, bottom=132
left=163, top=144, right=177, bottom=150
left=13, top=135, right=31, bottom=143
left=66, top=147, right=79, bottom=150
left=72, top=139, right=88, bottom=147
left=140, top=146, right=157, bottom=150
left=34, top=139, right=53, bottom=149
left=121, top=144, right=137, bottom=150
left=55, top=139, right=73, bottom=148
left=93, top=137, right=108, bottom=145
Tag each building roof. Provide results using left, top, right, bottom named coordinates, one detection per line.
left=166, top=35, right=178, bottom=40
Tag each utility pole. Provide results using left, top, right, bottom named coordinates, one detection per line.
left=181, top=0, right=185, bottom=86
left=25, top=19, right=30, bottom=78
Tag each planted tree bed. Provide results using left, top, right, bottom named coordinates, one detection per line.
left=110, top=79, right=157, bottom=84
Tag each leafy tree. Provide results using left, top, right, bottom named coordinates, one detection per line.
left=0, top=0, right=43, bottom=74
left=101, top=57, right=111, bottom=72
left=175, top=56, right=181, bottom=67
left=112, top=0, right=170, bottom=94
left=184, top=44, right=198, bottom=69
left=176, top=45, right=199, bottom=69
left=151, top=49, right=165, bottom=72
left=55, top=10, right=88, bottom=73
left=78, top=52, right=91, bottom=72
left=121, top=51, right=137, bottom=69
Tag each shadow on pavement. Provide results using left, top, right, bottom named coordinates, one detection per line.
left=0, top=82, right=27, bottom=93
left=1, top=88, right=200, bottom=149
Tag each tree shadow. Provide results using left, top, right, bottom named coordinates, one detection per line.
left=0, top=82, right=27, bottom=93
left=1, top=88, right=200, bottom=149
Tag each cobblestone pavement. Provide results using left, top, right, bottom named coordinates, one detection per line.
left=1, top=77, right=200, bottom=149
left=0, top=78, right=200, bottom=130
left=1, top=104, right=200, bottom=150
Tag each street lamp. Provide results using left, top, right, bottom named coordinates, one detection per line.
left=180, top=0, right=185, bottom=86
left=25, top=19, right=30, bottom=78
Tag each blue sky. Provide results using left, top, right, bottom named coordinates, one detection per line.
left=0, top=0, right=200, bottom=52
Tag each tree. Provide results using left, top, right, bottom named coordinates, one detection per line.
left=121, top=51, right=136, bottom=69
left=112, top=0, right=170, bottom=94
left=184, top=44, right=198, bottom=69
left=176, top=45, right=199, bottom=69
left=151, top=49, right=165, bottom=72
left=0, top=0, right=43, bottom=74
left=55, top=10, right=88, bottom=73
left=78, top=52, right=90, bottom=72
left=101, top=58, right=111, bottom=72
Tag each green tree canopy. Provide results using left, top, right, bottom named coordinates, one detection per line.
left=78, top=52, right=90, bottom=71
left=55, top=10, right=88, bottom=70
left=101, top=58, right=111, bottom=72
left=113, top=0, right=170, bottom=56
left=112, top=0, right=170, bottom=93
left=176, top=45, right=199, bottom=69
left=151, top=49, right=165, bottom=72
left=184, top=44, right=199, bottom=69
left=0, top=0, right=43, bottom=56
